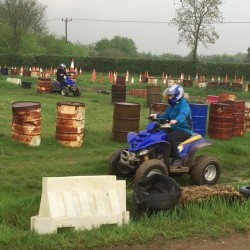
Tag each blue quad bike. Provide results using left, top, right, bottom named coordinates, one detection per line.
left=51, top=75, right=81, bottom=96
left=108, top=118, right=221, bottom=185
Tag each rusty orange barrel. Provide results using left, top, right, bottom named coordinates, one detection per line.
left=230, top=100, right=245, bottom=136
left=111, top=85, right=126, bottom=103
left=245, top=100, right=250, bottom=131
left=146, top=85, right=162, bottom=107
left=55, top=101, right=85, bottom=147
left=10, top=68, right=19, bottom=76
left=112, top=102, right=140, bottom=142
left=208, top=102, right=234, bottom=139
left=11, top=101, right=41, bottom=146
left=115, top=75, right=126, bottom=85
left=218, top=92, right=236, bottom=102
left=149, top=102, right=168, bottom=116
left=37, top=77, right=51, bottom=93
left=22, top=69, right=31, bottom=77
left=231, top=82, right=243, bottom=91
left=183, top=79, right=193, bottom=87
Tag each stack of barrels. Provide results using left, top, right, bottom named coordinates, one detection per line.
left=11, top=101, right=41, bottom=146
left=208, top=92, right=245, bottom=139
left=37, top=77, right=51, bottom=93
left=111, top=76, right=126, bottom=103
left=55, top=102, right=85, bottom=147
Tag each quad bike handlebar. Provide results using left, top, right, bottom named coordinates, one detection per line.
left=148, top=117, right=171, bottom=128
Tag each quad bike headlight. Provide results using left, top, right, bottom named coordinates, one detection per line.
left=138, top=149, right=149, bottom=156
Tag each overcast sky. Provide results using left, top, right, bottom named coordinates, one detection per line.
left=39, top=0, right=250, bottom=56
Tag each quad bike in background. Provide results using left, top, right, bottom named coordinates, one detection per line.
left=108, top=117, right=221, bottom=185
left=51, top=74, right=81, bottom=96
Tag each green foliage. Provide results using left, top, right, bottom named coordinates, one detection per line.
left=0, top=0, right=47, bottom=52
left=95, top=35, right=138, bottom=58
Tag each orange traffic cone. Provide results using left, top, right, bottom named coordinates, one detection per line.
left=20, top=66, right=23, bottom=76
left=99, top=72, right=103, bottom=83
left=110, top=71, right=113, bottom=83
left=125, top=70, right=129, bottom=83
left=131, top=75, right=134, bottom=84
left=70, top=58, right=75, bottom=72
left=225, top=74, right=228, bottom=83
left=91, top=69, right=96, bottom=82
left=113, top=72, right=117, bottom=83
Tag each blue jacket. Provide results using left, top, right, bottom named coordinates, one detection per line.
left=157, top=98, right=193, bottom=135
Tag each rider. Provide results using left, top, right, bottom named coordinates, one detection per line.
left=56, top=64, right=67, bottom=85
left=150, top=83, right=193, bottom=168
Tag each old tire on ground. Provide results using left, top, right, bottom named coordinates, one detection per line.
left=61, top=87, right=69, bottom=96
left=108, top=147, right=135, bottom=178
left=133, top=174, right=181, bottom=211
left=21, top=81, right=32, bottom=89
left=134, top=159, right=168, bottom=182
left=239, top=186, right=250, bottom=198
left=190, top=155, right=221, bottom=185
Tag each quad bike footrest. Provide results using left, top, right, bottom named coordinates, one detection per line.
left=169, top=166, right=189, bottom=173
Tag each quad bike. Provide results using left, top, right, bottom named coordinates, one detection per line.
left=108, top=117, right=221, bottom=185
left=51, top=75, right=81, bottom=96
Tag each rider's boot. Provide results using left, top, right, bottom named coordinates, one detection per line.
left=171, top=158, right=182, bottom=169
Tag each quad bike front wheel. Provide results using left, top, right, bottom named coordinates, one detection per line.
left=190, top=155, right=221, bottom=185
left=134, top=159, right=168, bottom=182
left=61, top=87, right=69, bottom=96
left=73, top=87, right=81, bottom=96
left=108, top=148, right=135, bottom=178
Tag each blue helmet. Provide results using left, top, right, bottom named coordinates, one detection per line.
left=59, top=64, right=66, bottom=69
left=167, top=84, right=184, bottom=105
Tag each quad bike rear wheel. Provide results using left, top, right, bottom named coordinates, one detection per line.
left=190, top=155, right=221, bottom=185
left=61, top=86, right=69, bottom=96
left=108, top=147, right=135, bottom=178
left=134, top=159, right=168, bottom=182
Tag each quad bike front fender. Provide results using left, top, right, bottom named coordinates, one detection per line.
left=127, top=132, right=137, bottom=143
left=186, top=139, right=214, bottom=158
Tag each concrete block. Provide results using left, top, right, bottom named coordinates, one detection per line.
left=7, top=77, right=21, bottom=85
left=31, top=175, right=130, bottom=234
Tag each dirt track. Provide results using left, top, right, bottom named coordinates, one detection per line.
left=96, top=230, right=250, bottom=250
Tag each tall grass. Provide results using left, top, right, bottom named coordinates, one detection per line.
left=0, top=73, right=250, bottom=249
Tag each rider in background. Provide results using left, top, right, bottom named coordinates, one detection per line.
left=56, top=64, right=67, bottom=85
left=150, top=83, right=193, bottom=168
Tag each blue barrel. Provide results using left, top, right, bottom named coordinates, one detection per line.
left=189, top=103, right=208, bottom=137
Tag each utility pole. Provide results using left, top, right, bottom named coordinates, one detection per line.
left=62, top=18, right=72, bottom=43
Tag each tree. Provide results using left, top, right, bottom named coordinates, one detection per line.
left=0, top=0, right=47, bottom=52
left=170, top=0, right=223, bottom=64
left=247, top=47, right=250, bottom=63
left=95, top=36, right=138, bottom=58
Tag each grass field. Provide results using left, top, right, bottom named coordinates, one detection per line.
left=0, top=73, right=250, bottom=249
